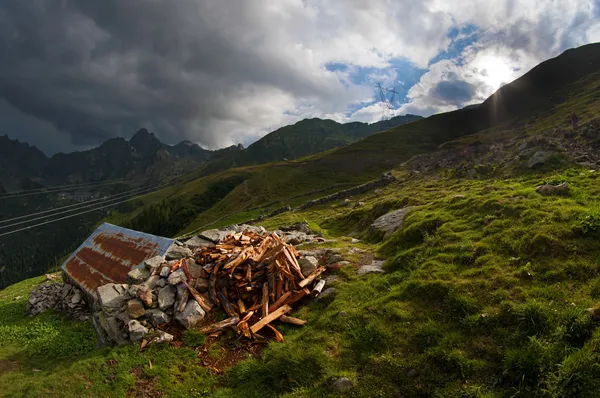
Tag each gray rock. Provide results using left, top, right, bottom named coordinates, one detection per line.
left=127, top=299, right=146, bottom=318
left=187, top=260, right=204, bottom=279
left=158, top=285, right=177, bottom=310
left=136, top=287, right=153, bottom=307
left=146, top=309, right=171, bottom=326
left=152, top=330, right=174, bottom=344
left=127, top=267, right=149, bottom=284
left=144, top=256, right=165, bottom=270
left=97, top=283, right=130, bottom=310
left=184, top=236, right=215, bottom=249
left=299, top=256, right=319, bottom=277
left=175, top=300, right=206, bottom=329
left=351, top=238, right=360, bottom=244
left=94, top=312, right=129, bottom=346
left=127, top=320, right=148, bottom=343
left=71, top=291, right=82, bottom=304
left=176, top=283, right=188, bottom=300
left=128, top=285, right=140, bottom=297
left=195, top=278, right=209, bottom=293
left=155, top=278, right=167, bottom=288
left=168, top=269, right=187, bottom=285
left=166, top=245, right=193, bottom=260
left=327, top=254, right=343, bottom=264
left=338, top=311, right=348, bottom=317
left=528, top=150, right=554, bottom=168
left=536, top=182, right=569, bottom=195
left=370, top=207, right=415, bottom=239
left=357, top=260, right=385, bottom=276
left=199, top=229, right=222, bottom=243
left=160, top=266, right=170, bottom=277
left=317, top=288, right=336, bottom=301
left=332, top=377, right=353, bottom=392
left=143, top=275, right=163, bottom=290
left=407, top=369, right=417, bottom=378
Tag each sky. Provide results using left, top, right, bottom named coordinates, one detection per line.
left=0, top=1, right=599, bottom=155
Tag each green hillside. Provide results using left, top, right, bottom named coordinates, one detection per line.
left=1, top=43, right=600, bottom=397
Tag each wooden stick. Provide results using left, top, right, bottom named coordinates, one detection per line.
left=279, top=315, right=307, bottom=326
left=237, top=299, right=246, bottom=314
left=265, top=324, right=285, bottom=342
left=199, top=316, right=240, bottom=334
left=310, top=279, right=326, bottom=298
left=250, top=305, right=291, bottom=334
left=270, top=291, right=291, bottom=312
left=184, top=281, right=213, bottom=313
left=218, top=291, right=238, bottom=317
left=282, top=289, right=310, bottom=307
left=299, top=266, right=326, bottom=288
left=261, top=282, right=269, bottom=318
left=182, top=258, right=192, bottom=282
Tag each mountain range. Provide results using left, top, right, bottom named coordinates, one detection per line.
left=0, top=114, right=421, bottom=193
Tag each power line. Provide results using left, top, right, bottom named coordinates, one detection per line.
left=0, top=183, right=174, bottom=238
left=0, top=183, right=161, bottom=229
left=0, top=177, right=135, bottom=196
left=0, top=179, right=141, bottom=199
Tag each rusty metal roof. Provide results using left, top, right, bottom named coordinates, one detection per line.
left=61, top=222, right=173, bottom=297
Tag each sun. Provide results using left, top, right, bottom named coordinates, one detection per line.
left=474, top=54, right=516, bottom=91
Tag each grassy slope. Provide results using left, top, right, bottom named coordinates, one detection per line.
left=2, top=44, right=600, bottom=397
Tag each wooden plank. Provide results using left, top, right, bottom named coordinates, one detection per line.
left=299, top=266, right=326, bottom=288
left=250, top=305, right=291, bottom=334
left=270, top=291, right=291, bottom=312
left=280, top=315, right=307, bottom=326
left=184, top=281, right=213, bottom=313
left=237, top=299, right=246, bottom=314
left=281, top=288, right=310, bottom=307
left=261, top=282, right=269, bottom=318
left=199, top=316, right=240, bottom=334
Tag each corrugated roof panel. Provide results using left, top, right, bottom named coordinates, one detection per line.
left=61, top=222, right=173, bottom=298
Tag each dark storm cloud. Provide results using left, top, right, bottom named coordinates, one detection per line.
left=0, top=1, right=338, bottom=153
left=431, top=80, right=478, bottom=105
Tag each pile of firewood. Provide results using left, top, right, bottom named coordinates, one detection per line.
left=193, top=230, right=327, bottom=341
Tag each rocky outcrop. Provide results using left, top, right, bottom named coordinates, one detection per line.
left=369, top=207, right=415, bottom=240
left=26, top=282, right=91, bottom=321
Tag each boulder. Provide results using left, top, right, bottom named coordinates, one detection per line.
left=158, top=285, right=177, bottom=310
left=136, top=287, right=153, bottom=307
left=317, top=288, right=336, bottom=301
left=166, top=245, right=193, bottom=260
left=127, top=320, right=148, bottom=343
left=187, top=260, right=205, bottom=279
left=332, top=377, right=353, bottom=392
left=299, top=256, right=318, bottom=277
left=184, top=236, right=215, bottom=249
left=152, top=330, right=174, bottom=344
left=195, top=278, right=209, bottom=293
left=536, top=182, right=569, bottom=195
left=357, top=260, right=385, bottom=276
left=127, top=299, right=146, bottom=319
left=199, top=229, right=222, bottom=244
left=160, top=266, right=170, bottom=277
left=168, top=269, right=187, bottom=285
left=528, top=150, right=554, bottom=168
left=175, top=300, right=206, bottom=329
left=127, top=267, right=149, bottom=284
left=370, top=207, right=415, bottom=239
left=94, top=312, right=129, bottom=346
left=143, top=275, right=163, bottom=290
left=326, top=254, right=343, bottom=264
left=97, top=283, right=130, bottom=310
left=146, top=309, right=171, bottom=326
left=144, top=256, right=165, bottom=270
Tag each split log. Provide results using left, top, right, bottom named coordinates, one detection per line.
left=279, top=315, right=307, bottom=326
left=185, top=281, right=213, bottom=313
left=299, top=266, right=326, bottom=288
left=199, top=316, right=240, bottom=334
left=217, top=291, right=238, bottom=317
left=182, top=259, right=192, bottom=282
left=261, top=282, right=269, bottom=318
left=250, top=305, right=292, bottom=334
left=310, top=279, right=326, bottom=298
left=270, top=291, right=291, bottom=312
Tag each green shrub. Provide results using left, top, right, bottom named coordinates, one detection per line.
left=574, top=210, right=600, bottom=235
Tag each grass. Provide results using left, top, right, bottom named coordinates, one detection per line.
left=6, top=165, right=600, bottom=396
